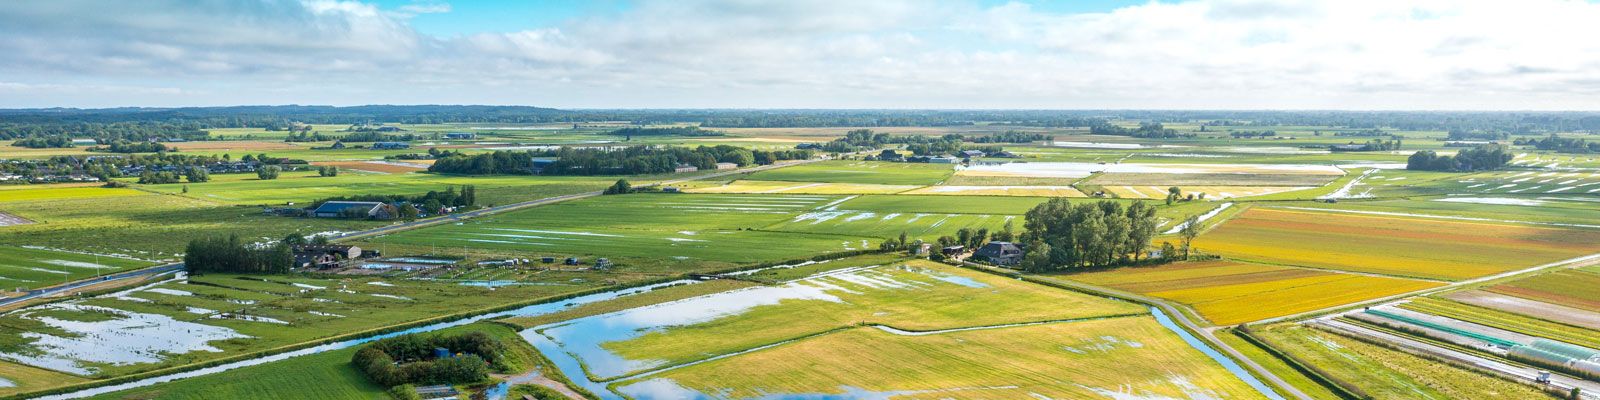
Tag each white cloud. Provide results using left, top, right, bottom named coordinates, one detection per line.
left=0, top=0, right=1598, bottom=109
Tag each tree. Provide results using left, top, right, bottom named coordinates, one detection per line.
left=282, top=232, right=307, bottom=246
left=423, top=199, right=443, bottom=215
left=257, top=165, right=280, bottom=180
left=1019, top=241, right=1053, bottom=273
left=1125, top=202, right=1157, bottom=260
left=182, top=185, right=189, bottom=193
left=991, top=220, right=1016, bottom=243
left=1166, top=187, right=1181, bottom=205
left=399, top=203, right=419, bottom=220
left=185, top=166, right=209, bottom=183
left=312, top=235, right=330, bottom=245
left=604, top=179, right=632, bottom=195
left=1160, top=241, right=1178, bottom=260
left=319, top=165, right=339, bottom=177
left=1179, top=216, right=1202, bottom=259
left=956, top=228, right=974, bottom=249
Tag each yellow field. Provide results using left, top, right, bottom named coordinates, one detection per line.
left=1102, top=185, right=1312, bottom=199
left=0, top=360, right=89, bottom=397
left=1194, top=208, right=1600, bottom=281
left=684, top=180, right=920, bottom=194
left=1064, top=261, right=1443, bottom=325
left=616, top=317, right=1272, bottom=400
left=900, top=185, right=1086, bottom=197
left=0, top=187, right=144, bottom=202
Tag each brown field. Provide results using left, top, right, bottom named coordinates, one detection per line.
left=163, top=141, right=302, bottom=151
left=1193, top=208, right=1600, bottom=281
left=1444, top=290, right=1600, bottom=330
left=1485, top=266, right=1600, bottom=311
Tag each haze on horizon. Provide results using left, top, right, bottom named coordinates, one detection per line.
left=2, top=0, right=1598, bottom=110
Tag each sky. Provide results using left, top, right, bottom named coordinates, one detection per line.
left=1, top=0, right=1598, bottom=110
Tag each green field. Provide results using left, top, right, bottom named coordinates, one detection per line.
left=1253, top=325, right=1557, bottom=399
left=740, top=160, right=954, bottom=185
left=0, top=246, right=155, bottom=289
left=365, top=193, right=871, bottom=266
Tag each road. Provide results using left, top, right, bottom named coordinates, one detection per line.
left=1314, top=318, right=1600, bottom=399
left=3, top=157, right=827, bottom=309
left=962, top=262, right=1313, bottom=400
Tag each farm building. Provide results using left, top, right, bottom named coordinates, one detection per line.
left=796, top=143, right=823, bottom=150
left=71, top=139, right=98, bottom=146
left=662, top=186, right=681, bottom=192
left=960, top=150, right=986, bottom=158
left=940, top=245, right=965, bottom=255
left=293, top=253, right=339, bottom=269
left=312, top=201, right=385, bottom=218
left=292, top=244, right=363, bottom=259
left=715, top=162, right=738, bottom=170
left=674, top=165, right=699, bottom=173
left=372, top=142, right=410, bottom=150
left=974, top=241, right=1023, bottom=265
left=929, top=155, right=959, bottom=164
left=414, top=385, right=459, bottom=399
left=375, top=126, right=405, bottom=132
left=444, top=132, right=475, bottom=139
left=329, top=141, right=346, bottom=149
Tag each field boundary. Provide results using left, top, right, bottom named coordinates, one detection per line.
left=1232, top=326, right=1371, bottom=400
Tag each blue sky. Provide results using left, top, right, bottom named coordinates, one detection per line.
left=0, top=0, right=1598, bottom=109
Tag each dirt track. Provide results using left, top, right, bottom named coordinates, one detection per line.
left=0, top=211, right=34, bottom=226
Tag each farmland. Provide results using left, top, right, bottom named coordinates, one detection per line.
left=616, top=317, right=1271, bottom=400
left=1484, top=265, right=1600, bottom=311
left=1250, top=325, right=1558, bottom=399
left=1063, top=261, right=1442, bottom=325
left=740, top=160, right=954, bottom=185
left=0, top=246, right=156, bottom=290
left=1193, top=207, right=1600, bottom=281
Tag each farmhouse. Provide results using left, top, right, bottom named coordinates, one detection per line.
left=674, top=165, right=699, bottom=173
left=292, top=244, right=362, bottom=259
left=715, top=162, right=738, bottom=170
left=796, top=143, right=823, bottom=150
left=329, top=141, right=346, bottom=149
left=375, top=126, right=405, bottom=132
left=974, top=241, right=1023, bottom=265
left=960, top=150, right=986, bottom=159
left=929, top=155, right=960, bottom=164
left=312, top=201, right=385, bottom=218
left=444, top=132, right=475, bottom=139
left=293, top=253, right=339, bottom=269
left=372, top=142, right=410, bottom=150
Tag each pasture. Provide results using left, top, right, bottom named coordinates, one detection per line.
left=527, top=260, right=1143, bottom=384
left=0, top=186, right=144, bottom=202
left=901, top=185, right=1087, bottom=197
left=1062, top=261, right=1441, bottom=325
left=1193, top=208, right=1600, bottom=281
left=682, top=179, right=920, bottom=194
left=616, top=317, right=1271, bottom=400
left=739, top=160, right=954, bottom=185
left=0, top=246, right=155, bottom=290
left=1252, top=325, right=1557, bottom=399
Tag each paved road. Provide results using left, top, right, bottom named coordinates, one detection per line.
left=1314, top=318, right=1600, bottom=399
left=0, top=263, right=185, bottom=308
left=962, top=263, right=1313, bottom=400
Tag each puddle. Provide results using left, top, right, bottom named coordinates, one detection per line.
left=0, top=304, right=250, bottom=375
left=1151, top=307, right=1285, bottom=400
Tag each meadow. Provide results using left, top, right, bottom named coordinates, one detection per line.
left=529, top=260, right=1144, bottom=383
left=0, top=186, right=144, bottom=202
left=1193, top=208, right=1600, bottom=281
left=681, top=179, right=921, bottom=194
left=615, top=317, right=1271, bottom=400
left=1062, top=261, right=1441, bottom=325
left=364, top=193, right=873, bottom=266
left=0, top=246, right=156, bottom=290
left=739, top=160, right=954, bottom=185
left=130, top=169, right=629, bottom=205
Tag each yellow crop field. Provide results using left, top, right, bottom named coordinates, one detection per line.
left=1192, top=208, right=1600, bottom=281
left=1065, top=260, right=1443, bottom=325
left=684, top=180, right=921, bottom=194
left=0, top=187, right=144, bottom=202
left=901, top=185, right=1086, bottom=197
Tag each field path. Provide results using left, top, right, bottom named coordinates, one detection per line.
left=961, top=262, right=1313, bottom=400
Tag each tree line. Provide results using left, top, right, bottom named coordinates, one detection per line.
left=822, top=129, right=1008, bottom=155
left=352, top=331, right=504, bottom=387
left=9, top=137, right=78, bottom=148
left=1329, top=138, right=1402, bottom=152
left=87, top=140, right=172, bottom=153
left=428, top=145, right=809, bottom=176
left=608, top=126, right=725, bottom=137
left=183, top=234, right=294, bottom=274
left=313, top=185, right=476, bottom=215
left=1406, top=145, right=1514, bottom=171
left=1017, top=199, right=1161, bottom=272
left=1090, top=122, right=1192, bottom=139
left=1515, top=133, right=1600, bottom=153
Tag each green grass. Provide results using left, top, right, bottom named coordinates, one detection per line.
left=1217, top=328, right=1344, bottom=400
left=0, top=246, right=155, bottom=289
left=82, top=322, right=534, bottom=400
left=365, top=193, right=870, bottom=265
left=835, top=194, right=1058, bottom=215
left=0, top=194, right=383, bottom=255
left=0, top=361, right=89, bottom=398
left=740, top=160, right=953, bottom=185
left=505, top=280, right=760, bottom=329
left=1086, top=172, right=1338, bottom=187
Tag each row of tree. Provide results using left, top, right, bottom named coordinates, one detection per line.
left=1329, top=138, right=1402, bottom=152
left=313, top=185, right=477, bottom=214
left=183, top=234, right=294, bottom=274
left=352, top=331, right=504, bottom=387
left=1090, top=122, right=1193, bottom=139
left=1406, top=145, right=1514, bottom=171
left=1017, top=199, right=1161, bottom=272
left=9, top=136, right=78, bottom=148
left=1515, top=133, right=1600, bottom=153
left=88, top=140, right=172, bottom=153
left=428, top=145, right=810, bottom=176
left=608, top=126, right=724, bottom=137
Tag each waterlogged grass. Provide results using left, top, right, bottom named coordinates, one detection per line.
left=834, top=194, right=1058, bottom=215
left=504, top=280, right=759, bottom=329
left=683, top=180, right=921, bottom=195
left=0, top=272, right=605, bottom=379
left=366, top=193, right=868, bottom=264
left=1194, top=208, right=1600, bottom=281
left=0, top=361, right=89, bottom=398
left=741, top=161, right=954, bottom=185
left=1256, top=325, right=1557, bottom=400
left=0, top=194, right=383, bottom=255
left=615, top=317, right=1271, bottom=400
left=0, top=246, right=156, bottom=290
left=134, top=171, right=616, bottom=205
left=765, top=209, right=1017, bottom=240
left=1063, top=261, right=1441, bottom=325
left=81, top=322, right=534, bottom=400
left=594, top=261, right=1145, bottom=378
